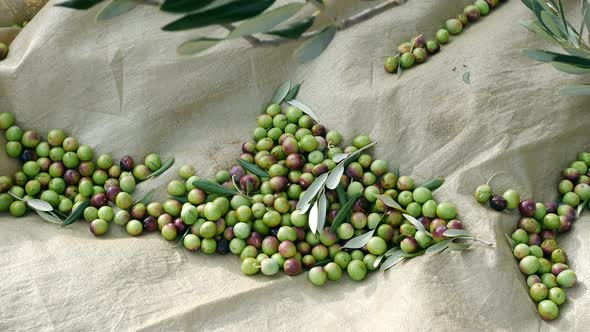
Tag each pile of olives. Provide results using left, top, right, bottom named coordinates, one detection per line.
left=384, top=0, right=506, bottom=73
left=0, top=112, right=170, bottom=236
left=151, top=102, right=469, bottom=286
left=474, top=153, right=588, bottom=320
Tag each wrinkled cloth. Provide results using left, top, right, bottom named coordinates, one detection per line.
left=0, top=0, right=589, bottom=331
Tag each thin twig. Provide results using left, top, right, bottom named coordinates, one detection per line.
left=221, top=23, right=262, bottom=45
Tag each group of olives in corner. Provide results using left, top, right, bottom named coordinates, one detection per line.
left=384, top=0, right=506, bottom=73
left=474, top=152, right=590, bottom=320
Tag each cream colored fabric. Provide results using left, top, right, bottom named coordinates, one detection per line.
left=0, top=0, right=588, bottom=330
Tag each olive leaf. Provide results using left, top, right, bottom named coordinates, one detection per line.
left=524, top=49, right=590, bottom=66
left=177, top=38, right=223, bottom=55
left=286, top=99, right=319, bottom=122
left=284, top=82, right=302, bottom=101
left=146, top=158, right=175, bottom=179
left=463, top=72, right=471, bottom=84
left=228, top=3, right=304, bottom=39
left=384, top=246, right=400, bottom=257
left=380, top=251, right=405, bottom=271
left=551, top=61, right=590, bottom=74
left=296, top=172, right=328, bottom=212
left=308, top=198, right=319, bottom=234
left=63, top=201, right=90, bottom=226
left=425, top=239, right=452, bottom=254
left=442, top=229, right=471, bottom=238
left=521, top=20, right=561, bottom=45
left=267, top=16, right=315, bottom=39
left=270, top=80, right=291, bottom=105
left=372, top=254, right=385, bottom=269
left=169, top=195, right=189, bottom=204
left=36, top=211, right=64, bottom=224
left=237, top=158, right=269, bottom=178
left=162, top=0, right=275, bottom=31
left=577, top=199, right=588, bottom=218
left=402, top=213, right=427, bottom=234
left=448, top=242, right=472, bottom=251
left=332, top=153, right=348, bottom=163
left=330, top=193, right=359, bottom=230
left=560, top=84, right=590, bottom=96
left=134, top=188, right=157, bottom=205
left=316, top=191, right=327, bottom=233
left=325, top=163, right=344, bottom=190
left=420, top=177, right=445, bottom=191
left=340, top=141, right=377, bottom=166
left=375, top=194, right=405, bottom=212
left=56, top=0, right=105, bottom=9
left=335, top=184, right=348, bottom=206
left=293, top=24, right=337, bottom=63
left=193, top=179, right=239, bottom=196
left=96, top=0, right=138, bottom=21
left=175, top=227, right=192, bottom=247
left=313, top=258, right=332, bottom=267
left=160, top=0, right=217, bottom=13
left=505, top=234, right=516, bottom=249
left=400, top=249, right=426, bottom=258
left=26, top=199, right=54, bottom=212
left=341, top=229, right=375, bottom=249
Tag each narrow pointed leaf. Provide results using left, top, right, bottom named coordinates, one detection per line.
left=270, top=80, right=291, bottom=105
left=325, top=163, right=344, bottom=190
left=576, top=199, right=588, bottom=218
left=160, top=0, right=216, bottom=13
left=267, top=16, right=315, bottom=39
left=332, top=153, right=348, bottom=163
left=505, top=234, right=516, bottom=248
left=178, top=38, right=222, bottom=55
left=296, top=172, right=328, bottom=211
left=284, top=82, right=302, bottom=101
left=540, top=11, right=565, bottom=38
left=380, top=254, right=404, bottom=271
left=400, top=249, right=426, bottom=258
left=175, top=227, right=192, bottom=247
left=550, top=61, right=590, bottom=74
left=449, top=242, right=472, bottom=251
left=317, top=191, right=327, bottom=232
left=524, top=49, right=590, bottom=66
left=335, top=184, right=348, bottom=206
left=341, top=142, right=377, bottom=165
left=96, top=0, right=138, bottom=21
left=342, top=229, right=375, bottom=249
left=442, top=229, right=472, bottom=238
left=373, top=255, right=385, bottom=269
left=286, top=99, right=319, bottom=122
left=308, top=199, right=319, bottom=234
left=169, top=195, right=189, bottom=204
left=26, top=199, right=54, bottom=212
left=237, top=159, right=269, bottom=178
left=520, top=20, right=561, bottom=45
left=228, top=3, right=304, bottom=39
left=330, top=193, right=360, bottom=230
left=193, top=179, right=239, bottom=196
left=420, top=177, right=445, bottom=191
left=402, top=214, right=426, bottom=233
left=63, top=201, right=90, bottom=226
left=162, top=0, right=275, bottom=31
left=384, top=247, right=400, bottom=257
left=36, top=211, right=64, bottom=224
left=146, top=158, right=175, bottom=179
left=425, top=239, right=451, bottom=254
left=134, top=188, right=156, bottom=205
left=375, top=194, right=405, bottom=212
left=560, top=84, right=590, bottom=96
left=293, top=24, right=336, bottom=63
left=56, top=0, right=105, bottom=9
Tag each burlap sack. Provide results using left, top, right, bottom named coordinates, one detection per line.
left=0, top=0, right=588, bottom=330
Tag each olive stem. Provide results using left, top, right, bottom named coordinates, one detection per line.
left=470, top=237, right=494, bottom=247
left=486, top=171, right=506, bottom=186
left=220, top=23, right=262, bottom=46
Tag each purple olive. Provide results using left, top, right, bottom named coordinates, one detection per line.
left=432, top=226, right=448, bottom=242
left=297, top=242, right=311, bottom=255
left=312, top=164, right=329, bottom=177
left=106, top=185, right=122, bottom=202
left=563, top=168, right=580, bottom=181
left=447, top=219, right=464, bottom=229
left=417, top=217, right=431, bottom=230
left=490, top=195, right=507, bottom=211
left=20, top=149, right=37, bottom=163
left=412, top=34, right=426, bottom=48
left=311, top=124, right=326, bottom=137
left=519, top=218, right=541, bottom=234
left=269, top=176, right=289, bottom=192
left=429, top=218, right=447, bottom=233
left=279, top=240, right=297, bottom=258
left=247, top=232, right=263, bottom=248
left=120, top=156, right=135, bottom=171
left=346, top=163, right=363, bottom=180
left=353, top=198, right=369, bottom=212
left=541, top=239, right=558, bottom=257
left=298, top=173, right=314, bottom=189
left=551, top=263, right=569, bottom=276
left=294, top=227, right=306, bottom=242
left=285, top=154, right=304, bottom=170
left=240, top=153, right=254, bottom=163
left=302, top=163, right=313, bottom=174
left=64, top=169, right=81, bottom=185
left=78, top=162, right=95, bottom=177
left=242, top=141, right=256, bottom=154
left=283, top=258, right=303, bottom=276
left=400, top=236, right=419, bottom=253
left=544, top=202, right=558, bottom=214
left=240, top=174, right=260, bottom=192
left=528, top=233, right=541, bottom=246
left=559, top=216, right=572, bottom=233
left=104, top=178, right=119, bottom=190
left=173, top=217, right=186, bottom=233
left=91, top=193, right=108, bottom=208
left=262, top=236, right=279, bottom=255
left=464, top=5, right=481, bottom=21
left=540, top=230, right=556, bottom=240
left=224, top=227, right=235, bottom=241
left=143, top=216, right=158, bottom=232
left=282, top=137, right=299, bottom=155
left=131, top=204, right=147, bottom=220
left=518, top=199, right=536, bottom=217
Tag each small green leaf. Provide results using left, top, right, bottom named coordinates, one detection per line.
left=267, top=16, right=315, bottom=39
left=134, top=188, right=156, bottom=205
left=160, top=0, right=216, bottom=13
left=540, top=11, right=565, bottom=39
left=373, top=254, right=385, bottom=269
left=296, top=172, right=328, bottom=212
left=380, top=252, right=404, bottom=271
left=175, top=227, right=192, bottom=247
left=325, top=163, right=344, bottom=190
left=577, top=199, right=588, bottom=218
left=169, top=195, right=189, bottom=204
left=26, top=199, right=54, bottom=212
left=284, top=82, right=302, bottom=101
left=560, top=84, right=590, bottom=96
left=63, top=201, right=90, bottom=226
left=36, top=211, right=64, bottom=224
left=402, top=214, right=426, bottom=233
left=520, top=19, right=561, bottom=45
left=332, top=153, right=348, bottom=163
left=146, top=158, right=175, bottom=179
left=308, top=197, right=319, bottom=234
left=425, top=239, right=452, bottom=254
left=96, top=0, right=138, bottom=21
left=550, top=61, right=590, bottom=75
left=228, top=3, right=303, bottom=39
left=384, top=247, right=400, bottom=257
left=420, top=177, right=445, bottom=191
left=442, top=229, right=472, bottom=238
left=462, top=72, right=471, bottom=84
left=375, top=194, right=405, bottom=212
left=177, top=38, right=222, bottom=55
left=335, top=184, right=348, bottom=206
left=400, top=249, right=426, bottom=258
left=271, top=80, right=291, bottom=105
left=316, top=191, right=327, bottom=233
left=524, top=49, right=590, bottom=66
left=342, top=229, right=375, bottom=249
left=286, top=99, right=319, bottom=122
left=293, top=24, right=337, bottom=63
left=162, top=0, right=275, bottom=31
left=330, top=193, right=359, bottom=230
left=237, top=158, right=269, bottom=178
left=505, top=234, right=516, bottom=248
left=448, top=242, right=472, bottom=251
left=193, top=179, right=240, bottom=196
left=56, top=0, right=105, bottom=9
